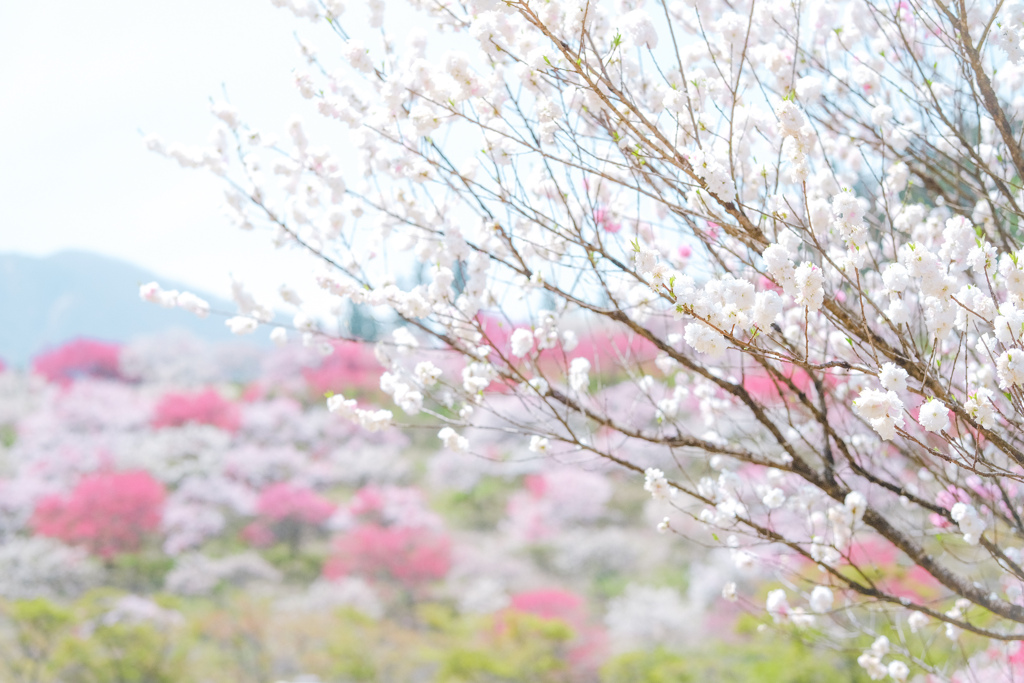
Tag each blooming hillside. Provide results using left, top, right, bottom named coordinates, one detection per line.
left=0, top=334, right=981, bottom=681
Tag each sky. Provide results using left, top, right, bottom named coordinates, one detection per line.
left=0, top=1, right=338, bottom=301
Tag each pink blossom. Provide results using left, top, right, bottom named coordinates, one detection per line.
left=846, top=537, right=899, bottom=567
left=241, top=521, right=275, bottom=548
left=936, top=485, right=971, bottom=510
left=742, top=364, right=814, bottom=404
left=349, top=486, right=386, bottom=516
left=509, top=588, right=585, bottom=621
left=152, top=388, right=241, bottom=432
left=257, top=482, right=336, bottom=525
left=324, top=524, right=452, bottom=587
left=32, top=339, right=122, bottom=386
left=593, top=207, right=621, bottom=233
left=302, top=341, right=380, bottom=396
left=32, top=470, right=165, bottom=558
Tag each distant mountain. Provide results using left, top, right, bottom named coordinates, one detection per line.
left=0, top=251, right=253, bottom=367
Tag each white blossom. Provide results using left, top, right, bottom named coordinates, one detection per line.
left=762, top=488, right=786, bottom=509
left=569, top=357, right=591, bottom=393
left=438, top=427, right=469, bottom=453
left=225, top=316, right=258, bottom=335
left=907, top=611, right=928, bottom=633
left=766, top=589, right=790, bottom=623
left=510, top=328, right=535, bottom=357
left=643, top=468, right=676, bottom=501
left=878, top=363, right=908, bottom=393
left=887, top=661, right=909, bottom=682
left=414, top=361, right=442, bottom=386
left=809, top=586, right=833, bottom=613
left=618, top=10, right=658, bottom=49
left=918, top=400, right=950, bottom=433
left=997, top=350, right=1024, bottom=389
left=853, top=389, right=904, bottom=440
left=684, top=322, right=726, bottom=357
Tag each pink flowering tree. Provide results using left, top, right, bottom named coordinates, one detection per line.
left=323, top=484, right=451, bottom=590
left=244, top=482, right=336, bottom=552
left=152, top=388, right=241, bottom=432
left=32, top=339, right=122, bottom=386
left=145, top=0, right=1024, bottom=676
left=324, top=525, right=452, bottom=590
left=32, top=470, right=165, bottom=559
left=302, top=341, right=381, bottom=397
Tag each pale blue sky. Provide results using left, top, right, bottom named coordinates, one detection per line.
left=1, top=1, right=331, bottom=299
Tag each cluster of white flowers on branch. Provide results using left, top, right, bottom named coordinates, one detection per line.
left=146, top=0, right=1024, bottom=676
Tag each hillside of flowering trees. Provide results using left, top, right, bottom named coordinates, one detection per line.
left=0, top=334, right=891, bottom=682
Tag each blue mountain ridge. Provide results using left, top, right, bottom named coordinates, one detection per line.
left=0, top=250, right=258, bottom=367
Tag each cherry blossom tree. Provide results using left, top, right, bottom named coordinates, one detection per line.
left=145, top=0, right=1024, bottom=677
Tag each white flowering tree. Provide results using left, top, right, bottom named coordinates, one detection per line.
left=146, top=0, right=1024, bottom=677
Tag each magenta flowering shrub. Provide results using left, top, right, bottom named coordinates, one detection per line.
left=32, top=339, right=122, bottom=386
left=31, top=470, right=165, bottom=558
left=151, top=388, right=241, bottom=432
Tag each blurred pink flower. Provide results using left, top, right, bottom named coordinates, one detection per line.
left=32, top=470, right=165, bottom=558
left=324, top=524, right=451, bottom=587
left=32, top=339, right=122, bottom=386
left=257, top=482, right=336, bottom=525
left=152, top=388, right=241, bottom=432
left=241, top=521, right=276, bottom=548
left=509, top=588, right=585, bottom=621
left=302, top=341, right=380, bottom=396
left=593, top=207, right=621, bottom=233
